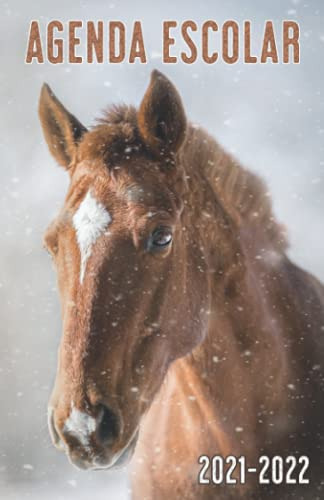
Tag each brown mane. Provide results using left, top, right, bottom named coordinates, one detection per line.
left=96, top=103, right=138, bottom=127
left=182, top=125, right=288, bottom=252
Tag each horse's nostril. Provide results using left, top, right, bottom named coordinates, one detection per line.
left=97, top=405, right=119, bottom=445
left=48, top=407, right=65, bottom=450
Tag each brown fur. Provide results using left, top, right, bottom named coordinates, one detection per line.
left=40, top=71, right=324, bottom=499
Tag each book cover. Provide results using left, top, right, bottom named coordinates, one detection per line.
left=1, top=1, right=323, bottom=499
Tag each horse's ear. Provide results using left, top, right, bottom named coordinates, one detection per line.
left=138, top=70, right=187, bottom=155
left=38, top=83, right=87, bottom=169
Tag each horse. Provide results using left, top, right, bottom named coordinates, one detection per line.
left=39, top=70, right=324, bottom=499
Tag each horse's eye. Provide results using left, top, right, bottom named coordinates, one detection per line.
left=149, top=227, right=173, bottom=250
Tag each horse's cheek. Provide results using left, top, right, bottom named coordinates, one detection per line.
left=169, top=299, right=210, bottom=360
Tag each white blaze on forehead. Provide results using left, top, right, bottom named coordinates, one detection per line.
left=64, top=404, right=97, bottom=449
left=73, top=191, right=112, bottom=283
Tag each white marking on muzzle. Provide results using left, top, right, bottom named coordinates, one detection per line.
left=73, top=191, right=112, bottom=283
left=64, top=404, right=98, bottom=449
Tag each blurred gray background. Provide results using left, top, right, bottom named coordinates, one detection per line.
left=0, top=0, right=323, bottom=498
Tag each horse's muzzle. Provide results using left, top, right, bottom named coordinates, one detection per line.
left=47, top=403, right=137, bottom=470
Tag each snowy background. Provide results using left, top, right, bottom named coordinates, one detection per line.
left=1, top=0, right=323, bottom=498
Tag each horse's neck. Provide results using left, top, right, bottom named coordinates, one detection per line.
left=156, top=138, right=289, bottom=459
left=160, top=249, right=293, bottom=461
